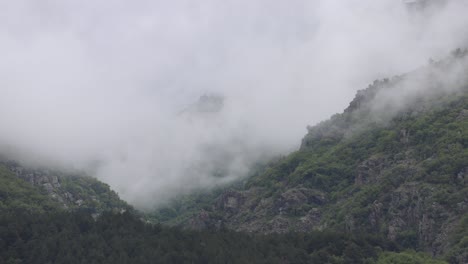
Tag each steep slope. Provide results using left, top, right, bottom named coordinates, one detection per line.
left=157, top=50, right=468, bottom=262
left=0, top=165, right=62, bottom=213
left=3, top=163, right=444, bottom=264
left=2, top=159, right=443, bottom=264
left=0, top=159, right=134, bottom=215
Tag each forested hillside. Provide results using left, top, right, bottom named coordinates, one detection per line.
left=1, top=209, right=448, bottom=263
left=1, top=164, right=443, bottom=263
left=152, top=50, right=468, bottom=263
left=0, top=165, right=62, bottom=213
left=0, top=160, right=134, bottom=215
left=2, top=0, right=468, bottom=263
left=1, top=50, right=467, bottom=263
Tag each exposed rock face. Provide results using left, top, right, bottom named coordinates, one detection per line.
left=457, top=167, right=467, bottom=185
left=188, top=158, right=465, bottom=257
left=1, top=161, right=71, bottom=207
left=369, top=200, right=384, bottom=229
left=0, top=160, right=130, bottom=214
left=355, top=155, right=388, bottom=185
left=216, top=190, right=245, bottom=214
left=187, top=210, right=222, bottom=230
left=456, top=109, right=468, bottom=121
left=187, top=187, right=326, bottom=234
left=399, top=129, right=410, bottom=144
left=180, top=94, right=224, bottom=115
left=275, top=188, right=326, bottom=214
left=382, top=182, right=464, bottom=258
left=351, top=151, right=464, bottom=256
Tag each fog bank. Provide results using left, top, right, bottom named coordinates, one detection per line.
left=1, top=0, right=467, bottom=208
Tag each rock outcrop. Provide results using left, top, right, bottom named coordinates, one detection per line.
left=0, top=160, right=131, bottom=214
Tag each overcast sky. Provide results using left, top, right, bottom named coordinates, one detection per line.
left=1, top=0, right=467, bottom=208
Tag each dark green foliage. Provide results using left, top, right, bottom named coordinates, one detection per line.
left=445, top=214, right=468, bottom=263
left=59, top=174, right=133, bottom=214
left=0, top=209, right=404, bottom=264
left=0, top=159, right=135, bottom=215
left=0, top=166, right=61, bottom=213
left=250, top=88, right=468, bottom=229
left=376, top=251, right=448, bottom=264
left=147, top=185, right=232, bottom=224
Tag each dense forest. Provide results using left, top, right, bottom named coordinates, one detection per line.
left=0, top=209, right=448, bottom=264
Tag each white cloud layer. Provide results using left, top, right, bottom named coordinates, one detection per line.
left=0, top=0, right=467, bottom=208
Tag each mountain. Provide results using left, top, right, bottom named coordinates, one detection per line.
left=180, top=94, right=225, bottom=115
left=0, top=163, right=445, bottom=263
left=152, top=49, right=468, bottom=263
left=0, top=164, right=63, bottom=213
left=1, top=155, right=443, bottom=263
left=0, top=159, right=134, bottom=216
left=1, top=50, right=467, bottom=263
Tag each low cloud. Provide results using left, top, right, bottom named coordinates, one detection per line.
left=0, top=0, right=467, bottom=208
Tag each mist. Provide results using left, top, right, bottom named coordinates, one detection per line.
left=1, top=0, right=468, bottom=208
